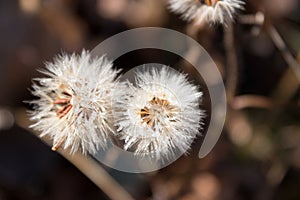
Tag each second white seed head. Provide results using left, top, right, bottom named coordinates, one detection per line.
left=113, top=66, right=204, bottom=161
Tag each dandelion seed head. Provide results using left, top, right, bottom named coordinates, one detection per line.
left=113, top=66, right=204, bottom=161
left=29, top=50, right=119, bottom=154
left=168, top=0, right=245, bottom=24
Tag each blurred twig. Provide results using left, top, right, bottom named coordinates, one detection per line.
left=15, top=109, right=134, bottom=200
left=59, top=150, right=134, bottom=200
left=186, top=19, right=206, bottom=38
left=224, top=22, right=239, bottom=104
left=239, top=13, right=300, bottom=107
left=267, top=24, right=299, bottom=115
left=272, top=66, right=299, bottom=107
left=238, top=12, right=265, bottom=25
left=267, top=24, right=300, bottom=83
left=232, top=95, right=273, bottom=109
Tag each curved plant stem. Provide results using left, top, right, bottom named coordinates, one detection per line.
left=267, top=24, right=300, bottom=82
left=60, top=151, right=134, bottom=200
left=232, top=95, right=273, bottom=109
left=15, top=110, right=134, bottom=200
left=224, top=22, right=239, bottom=104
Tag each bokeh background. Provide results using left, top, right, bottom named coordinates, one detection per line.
left=1, top=0, right=300, bottom=199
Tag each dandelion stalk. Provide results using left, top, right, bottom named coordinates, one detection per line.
left=232, top=95, right=273, bottom=109
left=60, top=150, right=134, bottom=200
left=15, top=110, right=134, bottom=200
left=267, top=24, right=300, bottom=83
left=224, top=22, right=239, bottom=103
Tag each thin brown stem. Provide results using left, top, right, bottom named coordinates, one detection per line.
left=231, top=95, right=273, bottom=109
left=267, top=24, right=300, bottom=82
left=224, top=22, right=239, bottom=103
left=238, top=12, right=265, bottom=25
left=60, top=151, right=134, bottom=200
left=15, top=110, right=134, bottom=200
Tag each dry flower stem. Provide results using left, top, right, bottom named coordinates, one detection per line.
left=238, top=12, right=265, bottom=25
left=224, top=22, right=239, bottom=103
left=62, top=151, right=134, bottom=200
left=268, top=24, right=300, bottom=82
left=232, top=95, right=273, bottom=109
left=15, top=110, right=134, bottom=200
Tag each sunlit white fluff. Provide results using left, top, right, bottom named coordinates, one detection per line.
left=168, top=0, right=245, bottom=24
left=113, top=66, right=204, bottom=160
left=29, top=50, right=119, bottom=154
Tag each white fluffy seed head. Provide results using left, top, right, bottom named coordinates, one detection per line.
left=113, top=66, right=204, bottom=161
left=29, top=50, right=120, bottom=155
left=168, top=0, right=245, bottom=25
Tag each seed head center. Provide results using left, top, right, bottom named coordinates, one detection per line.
left=52, top=90, right=73, bottom=119
left=139, top=97, right=179, bottom=131
left=201, top=0, right=219, bottom=6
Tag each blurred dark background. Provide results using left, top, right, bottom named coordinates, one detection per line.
left=1, top=0, right=300, bottom=199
